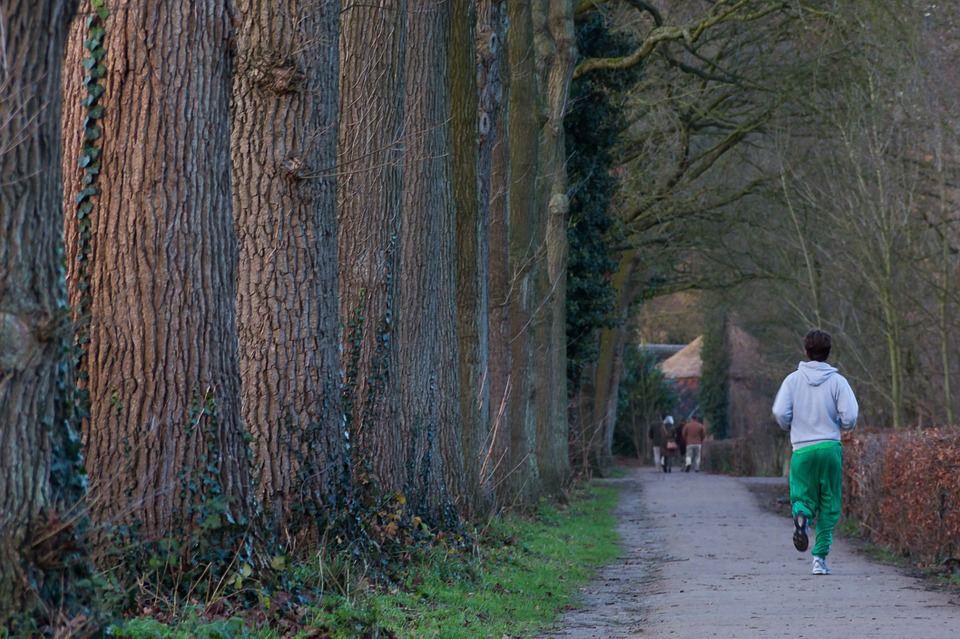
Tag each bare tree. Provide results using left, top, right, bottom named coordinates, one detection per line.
left=571, top=0, right=824, bottom=461
left=778, top=9, right=960, bottom=428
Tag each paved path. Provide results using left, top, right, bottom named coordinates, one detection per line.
left=543, top=466, right=959, bottom=638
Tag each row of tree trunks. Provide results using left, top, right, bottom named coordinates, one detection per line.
left=0, top=0, right=81, bottom=623
left=0, top=2, right=579, bottom=617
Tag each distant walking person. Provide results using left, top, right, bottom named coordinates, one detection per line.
left=650, top=415, right=674, bottom=471
left=681, top=417, right=708, bottom=472
left=772, top=329, right=858, bottom=576
left=660, top=416, right=679, bottom=472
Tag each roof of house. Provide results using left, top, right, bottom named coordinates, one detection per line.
left=639, top=343, right=686, bottom=360
left=659, top=335, right=703, bottom=379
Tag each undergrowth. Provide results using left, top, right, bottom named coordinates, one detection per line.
left=104, top=481, right=620, bottom=639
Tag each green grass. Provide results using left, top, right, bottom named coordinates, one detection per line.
left=107, top=481, right=622, bottom=639
left=369, top=483, right=621, bottom=638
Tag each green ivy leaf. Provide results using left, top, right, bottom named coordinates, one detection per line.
left=88, top=104, right=104, bottom=120
left=87, top=83, right=106, bottom=99
left=96, top=6, right=110, bottom=19
left=84, top=125, right=102, bottom=140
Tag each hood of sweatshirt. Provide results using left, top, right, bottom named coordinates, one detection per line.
left=797, top=360, right=838, bottom=386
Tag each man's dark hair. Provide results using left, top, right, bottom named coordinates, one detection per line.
left=805, top=329, right=832, bottom=362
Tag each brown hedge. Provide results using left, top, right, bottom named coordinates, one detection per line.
left=843, top=427, right=960, bottom=564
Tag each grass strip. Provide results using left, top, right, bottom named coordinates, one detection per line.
left=106, top=480, right=622, bottom=639
left=369, top=481, right=621, bottom=638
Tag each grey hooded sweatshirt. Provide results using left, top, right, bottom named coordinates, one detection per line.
left=772, top=361, right=859, bottom=451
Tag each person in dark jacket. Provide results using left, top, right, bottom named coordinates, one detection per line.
left=650, top=415, right=675, bottom=472
left=681, top=417, right=708, bottom=472
left=659, top=416, right=678, bottom=472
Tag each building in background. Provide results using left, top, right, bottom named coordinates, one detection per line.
left=659, top=335, right=703, bottom=420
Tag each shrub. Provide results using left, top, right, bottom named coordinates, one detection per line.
left=843, top=427, right=960, bottom=564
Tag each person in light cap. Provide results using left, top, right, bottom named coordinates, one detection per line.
left=660, top=415, right=678, bottom=472
left=649, top=415, right=674, bottom=472
left=772, top=329, right=859, bottom=576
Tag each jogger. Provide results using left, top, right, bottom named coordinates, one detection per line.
left=773, top=329, right=858, bottom=574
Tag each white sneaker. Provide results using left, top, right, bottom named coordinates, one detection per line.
left=812, top=556, right=830, bottom=575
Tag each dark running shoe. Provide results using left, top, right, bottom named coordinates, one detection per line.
left=793, top=513, right=809, bottom=552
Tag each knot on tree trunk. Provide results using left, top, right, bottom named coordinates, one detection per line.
left=242, top=52, right=305, bottom=95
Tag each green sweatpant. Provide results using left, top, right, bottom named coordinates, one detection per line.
left=790, top=441, right=842, bottom=558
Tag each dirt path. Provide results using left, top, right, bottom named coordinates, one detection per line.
left=542, top=466, right=959, bottom=638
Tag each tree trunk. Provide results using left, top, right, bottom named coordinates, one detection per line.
left=453, top=0, right=505, bottom=515
left=590, top=248, right=640, bottom=470
left=62, top=1, right=253, bottom=544
left=232, top=0, right=344, bottom=540
left=337, top=0, right=407, bottom=500
left=0, top=0, right=81, bottom=624
left=532, top=0, right=574, bottom=496
left=451, top=0, right=484, bottom=515
left=398, top=0, right=463, bottom=518
left=487, top=0, right=513, bottom=511
left=500, top=0, right=542, bottom=506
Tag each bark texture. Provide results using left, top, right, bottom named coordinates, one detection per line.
left=451, top=0, right=487, bottom=514
left=533, top=0, right=574, bottom=494
left=500, top=0, right=543, bottom=506
left=232, top=0, right=344, bottom=538
left=337, top=0, right=406, bottom=494
left=452, top=0, right=505, bottom=514
left=62, top=1, right=253, bottom=542
left=398, top=0, right=463, bottom=518
left=487, top=0, right=513, bottom=511
left=0, top=0, right=80, bottom=622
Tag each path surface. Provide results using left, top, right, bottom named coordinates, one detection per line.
left=543, top=466, right=959, bottom=638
